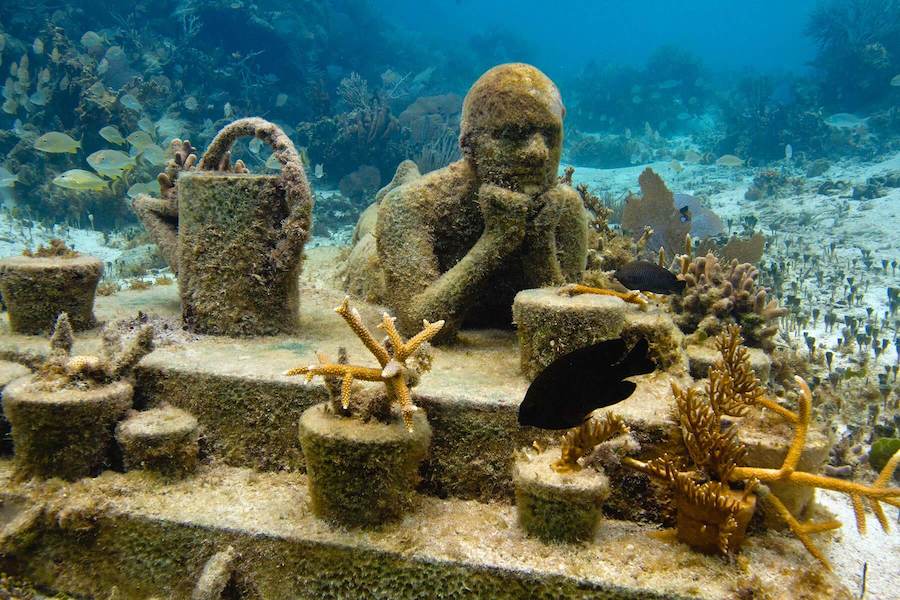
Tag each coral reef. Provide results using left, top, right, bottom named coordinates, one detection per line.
left=672, top=250, right=787, bottom=351
left=621, top=168, right=690, bottom=260
left=287, top=297, right=443, bottom=430
left=289, top=297, right=442, bottom=527
left=625, top=331, right=900, bottom=567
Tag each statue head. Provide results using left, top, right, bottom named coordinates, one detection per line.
left=459, top=63, right=565, bottom=194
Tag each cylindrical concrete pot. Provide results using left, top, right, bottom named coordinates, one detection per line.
left=116, top=406, right=200, bottom=479
left=675, top=487, right=757, bottom=554
left=3, top=375, right=132, bottom=480
left=298, top=402, right=431, bottom=528
left=0, top=254, right=103, bottom=334
left=512, top=449, right=611, bottom=543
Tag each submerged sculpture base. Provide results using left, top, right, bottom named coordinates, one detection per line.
left=0, top=461, right=851, bottom=600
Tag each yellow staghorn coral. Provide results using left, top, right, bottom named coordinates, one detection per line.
left=559, top=283, right=648, bottom=307
left=286, top=297, right=445, bottom=430
left=628, top=371, right=900, bottom=569
left=728, top=377, right=900, bottom=550
left=552, top=413, right=630, bottom=473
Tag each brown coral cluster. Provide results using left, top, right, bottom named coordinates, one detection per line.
left=34, top=313, right=155, bottom=391
left=672, top=251, right=787, bottom=351
left=552, top=413, right=630, bottom=473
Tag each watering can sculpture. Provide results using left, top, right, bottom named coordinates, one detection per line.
left=134, top=118, right=313, bottom=336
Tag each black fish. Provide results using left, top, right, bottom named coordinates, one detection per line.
left=679, top=205, right=692, bottom=223
left=518, top=338, right=656, bottom=430
left=614, top=260, right=686, bottom=295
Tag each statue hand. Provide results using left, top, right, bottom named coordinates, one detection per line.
left=477, top=183, right=528, bottom=245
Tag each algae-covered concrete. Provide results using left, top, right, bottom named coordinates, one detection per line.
left=0, top=461, right=852, bottom=600
left=0, top=263, right=813, bottom=510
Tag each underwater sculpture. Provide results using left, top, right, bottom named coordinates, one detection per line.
left=288, top=297, right=443, bottom=527
left=0, top=239, right=103, bottom=334
left=346, top=63, right=588, bottom=343
left=3, top=313, right=154, bottom=480
left=133, top=117, right=313, bottom=336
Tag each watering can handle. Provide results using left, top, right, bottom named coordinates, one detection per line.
left=198, top=117, right=314, bottom=270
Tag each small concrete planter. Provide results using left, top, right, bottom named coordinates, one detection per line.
left=0, top=254, right=103, bottom=334
left=3, top=375, right=132, bottom=480
left=512, top=449, right=611, bottom=543
left=675, top=488, right=757, bottom=554
left=116, top=406, right=200, bottom=479
left=298, top=403, right=431, bottom=528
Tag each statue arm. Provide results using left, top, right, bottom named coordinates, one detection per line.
left=553, top=185, right=589, bottom=282
left=377, top=184, right=527, bottom=338
left=522, top=186, right=588, bottom=286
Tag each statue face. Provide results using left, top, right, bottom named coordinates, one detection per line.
left=468, top=119, right=562, bottom=194
left=459, top=64, right=565, bottom=195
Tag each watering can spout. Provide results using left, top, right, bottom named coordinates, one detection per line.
left=132, top=191, right=180, bottom=274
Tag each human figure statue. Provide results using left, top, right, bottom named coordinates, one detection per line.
left=348, top=63, right=588, bottom=343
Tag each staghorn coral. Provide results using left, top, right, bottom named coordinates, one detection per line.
left=672, top=250, right=787, bottom=351
left=552, top=413, right=631, bottom=473
left=286, top=297, right=444, bottom=430
left=626, top=345, right=900, bottom=568
left=558, top=283, right=648, bottom=307
left=34, top=312, right=155, bottom=391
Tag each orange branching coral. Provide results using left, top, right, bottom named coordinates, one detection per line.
left=559, top=283, right=648, bottom=307
left=709, top=325, right=798, bottom=422
left=673, top=383, right=745, bottom=483
left=286, top=297, right=444, bottom=430
left=629, top=372, right=900, bottom=569
left=553, top=413, right=630, bottom=473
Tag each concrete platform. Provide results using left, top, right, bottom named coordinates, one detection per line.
left=0, top=460, right=851, bottom=600
left=0, top=249, right=687, bottom=505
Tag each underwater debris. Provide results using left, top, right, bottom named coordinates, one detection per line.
left=286, top=297, right=444, bottom=430
left=518, top=338, right=655, bottom=430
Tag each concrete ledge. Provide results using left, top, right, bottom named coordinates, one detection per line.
left=0, top=461, right=851, bottom=600
left=0, top=281, right=685, bottom=505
